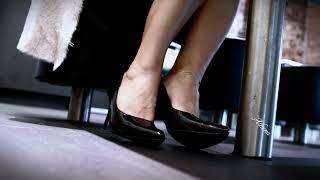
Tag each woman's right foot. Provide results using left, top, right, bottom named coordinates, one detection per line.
left=106, top=67, right=165, bottom=146
left=107, top=90, right=165, bottom=146
left=116, top=68, right=160, bottom=121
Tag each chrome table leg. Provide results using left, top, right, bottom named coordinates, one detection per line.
left=234, top=0, right=287, bottom=160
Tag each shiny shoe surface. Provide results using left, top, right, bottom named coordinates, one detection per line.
left=158, top=81, right=229, bottom=149
left=105, top=91, right=165, bottom=146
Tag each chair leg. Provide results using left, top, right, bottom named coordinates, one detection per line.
left=67, top=87, right=94, bottom=123
left=211, top=109, right=230, bottom=127
left=294, top=123, right=309, bottom=144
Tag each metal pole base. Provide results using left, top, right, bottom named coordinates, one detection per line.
left=67, top=87, right=94, bottom=123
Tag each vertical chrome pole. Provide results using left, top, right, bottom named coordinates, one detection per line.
left=67, top=87, right=94, bottom=123
left=234, top=0, right=286, bottom=159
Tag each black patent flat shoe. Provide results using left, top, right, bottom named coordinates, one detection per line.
left=104, top=90, right=165, bottom=146
left=157, top=81, right=229, bottom=149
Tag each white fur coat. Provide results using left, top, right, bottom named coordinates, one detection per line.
left=17, top=0, right=84, bottom=70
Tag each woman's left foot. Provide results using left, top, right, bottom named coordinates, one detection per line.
left=163, top=71, right=201, bottom=117
left=160, top=72, right=229, bottom=149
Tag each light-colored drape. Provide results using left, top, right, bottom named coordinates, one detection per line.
left=17, top=0, right=84, bottom=70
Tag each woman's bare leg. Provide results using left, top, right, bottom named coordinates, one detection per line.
left=164, top=0, right=239, bottom=117
left=117, top=0, right=203, bottom=121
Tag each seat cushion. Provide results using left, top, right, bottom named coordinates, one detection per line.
left=36, top=0, right=153, bottom=94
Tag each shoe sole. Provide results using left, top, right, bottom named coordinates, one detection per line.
left=167, top=129, right=229, bottom=149
left=107, top=121, right=164, bottom=146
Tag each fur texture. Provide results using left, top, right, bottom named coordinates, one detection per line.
left=17, top=0, right=84, bottom=70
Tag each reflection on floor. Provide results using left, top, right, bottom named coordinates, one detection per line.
left=0, top=103, right=320, bottom=180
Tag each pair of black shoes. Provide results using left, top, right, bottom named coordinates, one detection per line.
left=105, top=81, right=229, bottom=149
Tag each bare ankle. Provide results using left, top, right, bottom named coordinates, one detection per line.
left=128, top=60, right=162, bottom=76
left=165, top=70, right=200, bottom=88
left=123, top=67, right=159, bottom=82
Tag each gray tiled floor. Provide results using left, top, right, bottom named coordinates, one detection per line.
left=0, top=103, right=320, bottom=180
